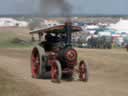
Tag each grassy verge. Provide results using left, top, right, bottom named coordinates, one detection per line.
left=0, top=31, right=32, bottom=48
left=0, top=68, right=43, bottom=96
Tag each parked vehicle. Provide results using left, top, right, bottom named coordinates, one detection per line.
left=124, top=36, right=128, bottom=51
left=96, top=36, right=112, bottom=49
left=87, top=31, right=112, bottom=49
left=126, top=44, right=128, bottom=51
left=114, top=37, right=124, bottom=47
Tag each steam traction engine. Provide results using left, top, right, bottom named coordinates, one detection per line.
left=30, top=22, right=88, bottom=82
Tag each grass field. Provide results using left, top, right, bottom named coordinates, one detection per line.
left=0, top=27, right=32, bottom=48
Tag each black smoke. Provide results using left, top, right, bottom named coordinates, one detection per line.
left=39, top=0, right=72, bottom=18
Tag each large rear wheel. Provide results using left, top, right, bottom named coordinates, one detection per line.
left=31, top=51, right=40, bottom=78
left=31, top=48, right=44, bottom=79
left=51, top=60, right=62, bottom=83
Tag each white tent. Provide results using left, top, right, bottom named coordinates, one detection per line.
left=109, top=19, right=128, bottom=33
left=0, top=18, right=28, bottom=27
left=0, top=18, right=17, bottom=27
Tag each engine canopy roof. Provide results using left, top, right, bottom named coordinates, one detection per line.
left=30, top=25, right=82, bottom=35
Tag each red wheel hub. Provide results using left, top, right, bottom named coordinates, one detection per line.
left=51, top=62, right=58, bottom=80
left=65, top=49, right=77, bottom=61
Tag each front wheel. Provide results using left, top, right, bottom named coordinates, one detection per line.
left=51, top=60, right=62, bottom=83
left=79, top=60, right=88, bottom=82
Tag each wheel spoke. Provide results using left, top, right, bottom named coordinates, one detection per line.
left=51, top=61, right=61, bottom=82
left=52, top=65, right=57, bottom=79
left=31, top=53, right=40, bottom=78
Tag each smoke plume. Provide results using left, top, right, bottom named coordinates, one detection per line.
left=40, top=0, right=72, bottom=18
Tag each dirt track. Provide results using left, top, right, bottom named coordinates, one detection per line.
left=0, top=48, right=128, bottom=96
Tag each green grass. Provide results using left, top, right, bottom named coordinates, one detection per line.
left=0, top=32, right=32, bottom=48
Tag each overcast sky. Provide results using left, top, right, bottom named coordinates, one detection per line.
left=0, top=0, right=128, bottom=16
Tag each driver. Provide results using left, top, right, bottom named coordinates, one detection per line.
left=45, top=33, right=60, bottom=43
left=45, top=33, right=61, bottom=52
